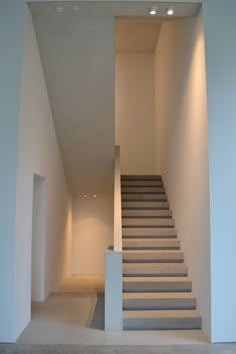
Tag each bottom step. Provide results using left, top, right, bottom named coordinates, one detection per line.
left=123, top=310, right=201, bottom=330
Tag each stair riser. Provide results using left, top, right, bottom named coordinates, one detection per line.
left=122, top=194, right=167, bottom=201
left=122, top=187, right=165, bottom=194
left=123, top=282, right=192, bottom=293
left=123, top=318, right=201, bottom=330
left=121, top=181, right=163, bottom=187
left=123, top=253, right=184, bottom=263
left=123, top=273, right=187, bottom=277
left=122, top=228, right=177, bottom=238
left=122, top=219, right=174, bottom=228
left=123, top=240, right=180, bottom=250
left=123, top=298, right=196, bottom=311
left=123, top=266, right=187, bottom=277
left=122, top=210, right=172, bottom=217
left=122, top=202, right=169, bottom=209
left=121, top=175, right=162, bottom=181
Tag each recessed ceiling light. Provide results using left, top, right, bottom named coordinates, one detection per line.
left=73, top=5, right=80, bottom=12
left=149, top=7, right=158, bottom=15
left=56, top=6, right=64, bottom=13
left=93, top=194, right=97, bottom=198
left=167, top=8, right=174, bottom=16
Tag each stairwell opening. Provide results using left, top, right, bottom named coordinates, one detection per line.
left=115, top=7, right=210, bottom=337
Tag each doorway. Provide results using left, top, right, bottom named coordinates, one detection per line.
left=31, top=174, right=46, bottom=303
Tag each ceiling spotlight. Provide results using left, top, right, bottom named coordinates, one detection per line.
left=149, top=7, right=157, bottom=15
left=84, top=194, right=88, bottom=198
left=93, top=194, right=97, bottom=198
left=166, top=8, right=174, bottom=16
left=56, top=6, right=64, bottom=13
left=73, top=5, right=80, bottom=12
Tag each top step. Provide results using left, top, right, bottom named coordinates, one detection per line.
left=121, top=175, right=162, bottom=181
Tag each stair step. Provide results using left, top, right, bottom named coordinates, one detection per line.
left=123, top=292, right=196, bottom=310
left=123, top=263, right=187, bottom=277
left=123, top=309, right=201, bottom=330
left=123, top=238, right=180, bottom=250
left=122, top=194, right=167, bottom=201
left=123, top=250, right=184, bottom=263
left=123, top=277, right=192, bottom=292
left=122, top=228, right=177, bottom=238
left=121, top=180, right=163, bottom=187
left=121, top=175, right=162, bottom=181
left=122, top=210, right=172, bottom=218
left=122, top=187, right=165, bottom=194
left=122, top=201, right=169, bottom=209
left=122, top=218, right=174, bottom=228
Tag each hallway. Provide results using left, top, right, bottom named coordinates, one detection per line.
left=17, top=277, right=208, bottom=346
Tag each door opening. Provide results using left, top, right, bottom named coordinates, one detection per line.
left=31, top=174, right=46, bottom=304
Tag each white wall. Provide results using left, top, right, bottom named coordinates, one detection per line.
left=154, top=11, right=211, bottom=338
left=72, top=195, right=113, bottom=276
left=115, top=53, right=156, bottom=174
left=0, top=0, right=26, bottom=343
left=203, top=0, right=236, bottom=343
left=14, top=6, right=72, bottom=339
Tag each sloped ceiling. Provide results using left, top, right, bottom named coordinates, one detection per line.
left=29, top=1, right=201, bottom=195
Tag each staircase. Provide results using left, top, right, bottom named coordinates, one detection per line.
left=121, top=175, right=201, bottom=330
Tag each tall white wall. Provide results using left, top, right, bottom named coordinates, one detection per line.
left=72, top=195, right=113, bottom=276
left=0, top=0, right=26, bottom=343
left=203, top=0, right=236, bottom=343
left=14, top=7, right=72, bottom=339
left=154, top=11, right=211, bottom=338
left=115, top=53, right=156, bottom=174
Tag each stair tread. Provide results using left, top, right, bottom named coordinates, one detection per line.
left=123, top=309, right=200, bottom=318
left=122, top=228, right=177, bottom=237
left=123, top=228, right=176, bottom=231
left=123, top=263, right=186, bottom=268
left=123, top=276, right=192, bottom=282
left=123, top=238, right=179, bottom=242
left=123, top=292, right=196, bottom=299
left=123, top=250, right=183, bottom=254
left=121, top=187, right=165, bottom=191
left=122, top=202, right=169, bottom=206
left=121, top=175, right=162, bottom=180
left=122, top=219, right=174, bottom=227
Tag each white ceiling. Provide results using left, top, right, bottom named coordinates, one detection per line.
left=29, top=1, right=201, bottom=195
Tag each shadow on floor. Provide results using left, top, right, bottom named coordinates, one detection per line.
left=89, top=295, right=104, bottom=330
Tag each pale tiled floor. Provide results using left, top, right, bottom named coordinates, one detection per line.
left=17, top=276, right=209, bottom=346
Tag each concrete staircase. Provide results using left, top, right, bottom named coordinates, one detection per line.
left=121, top=175, right=201, bottom=330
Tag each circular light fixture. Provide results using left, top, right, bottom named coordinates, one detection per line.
left=93, top=194, right=97, bottom=198
left=149, top=6, right=158, bottom=15
left=56, top=6, right=64, bottom=13
left=73, top=5, right=80, bottom=12
left=166, top=8, right=174, bottom=16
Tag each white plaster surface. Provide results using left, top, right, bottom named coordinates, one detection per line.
left=14, top=6, right=72, bottom=339
left=154, top=10, right=211, bottom=339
